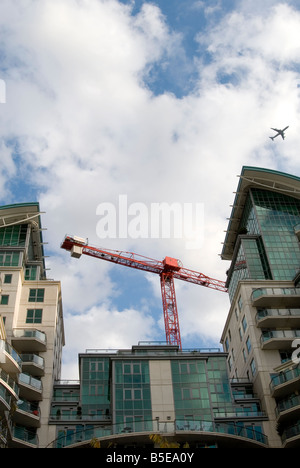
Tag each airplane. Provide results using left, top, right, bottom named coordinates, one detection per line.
left=269, top=126, right=289, bottom=141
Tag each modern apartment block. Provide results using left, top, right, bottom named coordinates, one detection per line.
left=49, top=343, right=269, bottom=448
left=0, top=203, right=65, bottom=448
left=221, top=166, right=300, bottom=448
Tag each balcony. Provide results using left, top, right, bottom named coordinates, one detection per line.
left=294, top=224, right=300, bottom=240
left=252, top=288, right=300, bottom=308
left=12, top=329, right=47, bottom=353
left=49, top=418, right=268, bottom=449
left=0, top=368, right=19, bottom=399
left=18, top=373, right=43, bottom=401
left=20, top=354, right=45, bottom=377
left=0, top=382, right=13, bottom=411
left=275, top=394, right=300, bottom=423
left=11, top=425, right=38, bottom=448
left=256, top=308, right=300, bottom=328
left=270, top=365, right=300, bottom=398
left=0, top=340, right=22, bottom=375
left=15, top=400, right=41, bottom=428
left=281, top=420, right=300, bottom=448
left=260, top=330, right=300, bottom=350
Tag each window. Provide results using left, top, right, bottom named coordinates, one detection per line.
left=123, top=362, right=141, bottom=374
left=124, top=388, right=142, bottom=400
left=242, top=348, right=247, bottom=362
left=0, top=252, right=20, bottom=267
left=224, top=337, right=229, bottom=352
left=250, top=358, right=256, bottom=376
left=4, top=274, right=12, bottom=284
left=246, top=336, right=252, bottom=353
left=238, top=295, right=243, bottom=311
left=28, top=289, right=44, bottom=302
left=0, top=295, right=9, bottom=305
left=26, top=309, right=43, bottom=323
left=89, top=384, right=104, bottom=396
left=242, top=315, right=247, bottom=332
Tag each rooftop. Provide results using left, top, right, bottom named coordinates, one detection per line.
left=221, top=166, right=300, bottom=261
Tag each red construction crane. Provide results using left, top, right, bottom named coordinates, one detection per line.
left=61, top=235, right=227, bottom=349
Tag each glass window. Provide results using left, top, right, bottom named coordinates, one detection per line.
left=0, top=251, right=20, bottom=267
left=26, top=309, right=43, bottom=323
left=4, top=274, right=12, bottom=284
left=29, top=289, right=45, bottom=302
left=242, top=315, right=247, bottom=332
left=246, top=336, right=251, bottom=353
left=0, top=295, right=9, bottom=305
left=250, top=358, right=256, bottom=376
left=0, top=224, right=27, bottom=247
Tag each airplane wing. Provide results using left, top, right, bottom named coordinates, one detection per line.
left=283, top=126, right=289, bottom=131
left=271, top=128, right=280, bottom=132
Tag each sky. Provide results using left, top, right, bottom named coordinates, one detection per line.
left=0, top=0, right=300, bottom=379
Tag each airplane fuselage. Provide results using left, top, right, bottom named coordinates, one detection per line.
left=270, top=126, right=289, bottom=141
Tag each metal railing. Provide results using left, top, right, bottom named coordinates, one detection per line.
left=49, top=418, right=268, bottom=448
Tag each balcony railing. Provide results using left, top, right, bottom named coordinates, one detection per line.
left=49, top=418, right=268, bottom=448
left=270, top=365, right=300, bottom=394
left=12, top=329, right=46, bottom=352
left=0, top=340, right=22, bottom=372
left=275, top=394, right=300, bottom=419
left=0, top=368, right=19, bottom=396
left=0, top=382, right=13, bottom=408
left=19, top=373, right=42, bottom=391
left=281, top=419, right=300, bottom=445
left=252, top=288, right=300, bottom=307
left=261, top=329, right=300, bottom=347
left=12, top=426, right=38, bottom=447
left=256, top=308, right=300, bottom=326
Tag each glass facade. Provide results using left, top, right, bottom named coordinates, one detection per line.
left=51, top=348, right=268, bottom=447
left=0, top=224, right=28, bottom=247
left=81, top=357, right=111, bottom=421
left=228, top=188, right=300, bottom=300
left=171, top=357, right=233, bottom=428
left=113, top=359, right=152, bottom=433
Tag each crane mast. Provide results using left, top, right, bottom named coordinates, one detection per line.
left=61, top=235, right=227, bottom=349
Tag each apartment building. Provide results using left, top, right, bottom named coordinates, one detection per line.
left=0, top=203, right=65, bottom=448
left=49, top=343, right=269, bottom=448
left=221, top=166, right=300, bottom=447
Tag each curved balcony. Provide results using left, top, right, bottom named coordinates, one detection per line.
left=0, top=340, right=22, bottom=375
left=294, top=224, right=300, bottom=240
left=256, top=308, right=300, bottom=328
left=0, top=381, right=13, bottom=411
left=260, top=329, right=300, bottom=350
left=252, top=288, right=300, bottom=308
left=49, top=419, right=268, bottom=449
left=12, top=329, right=46, bottom=353
left=270, top=365, right=300, bottom=398
left=0, top=368, right=19, bottom=398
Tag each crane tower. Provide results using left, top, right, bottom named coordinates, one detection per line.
left=61, top=235, right=227, bottom=349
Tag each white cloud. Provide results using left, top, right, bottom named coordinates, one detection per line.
left=0, top=0, right=300, bottom=377
left=62, top=304, right=157, bottom=379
